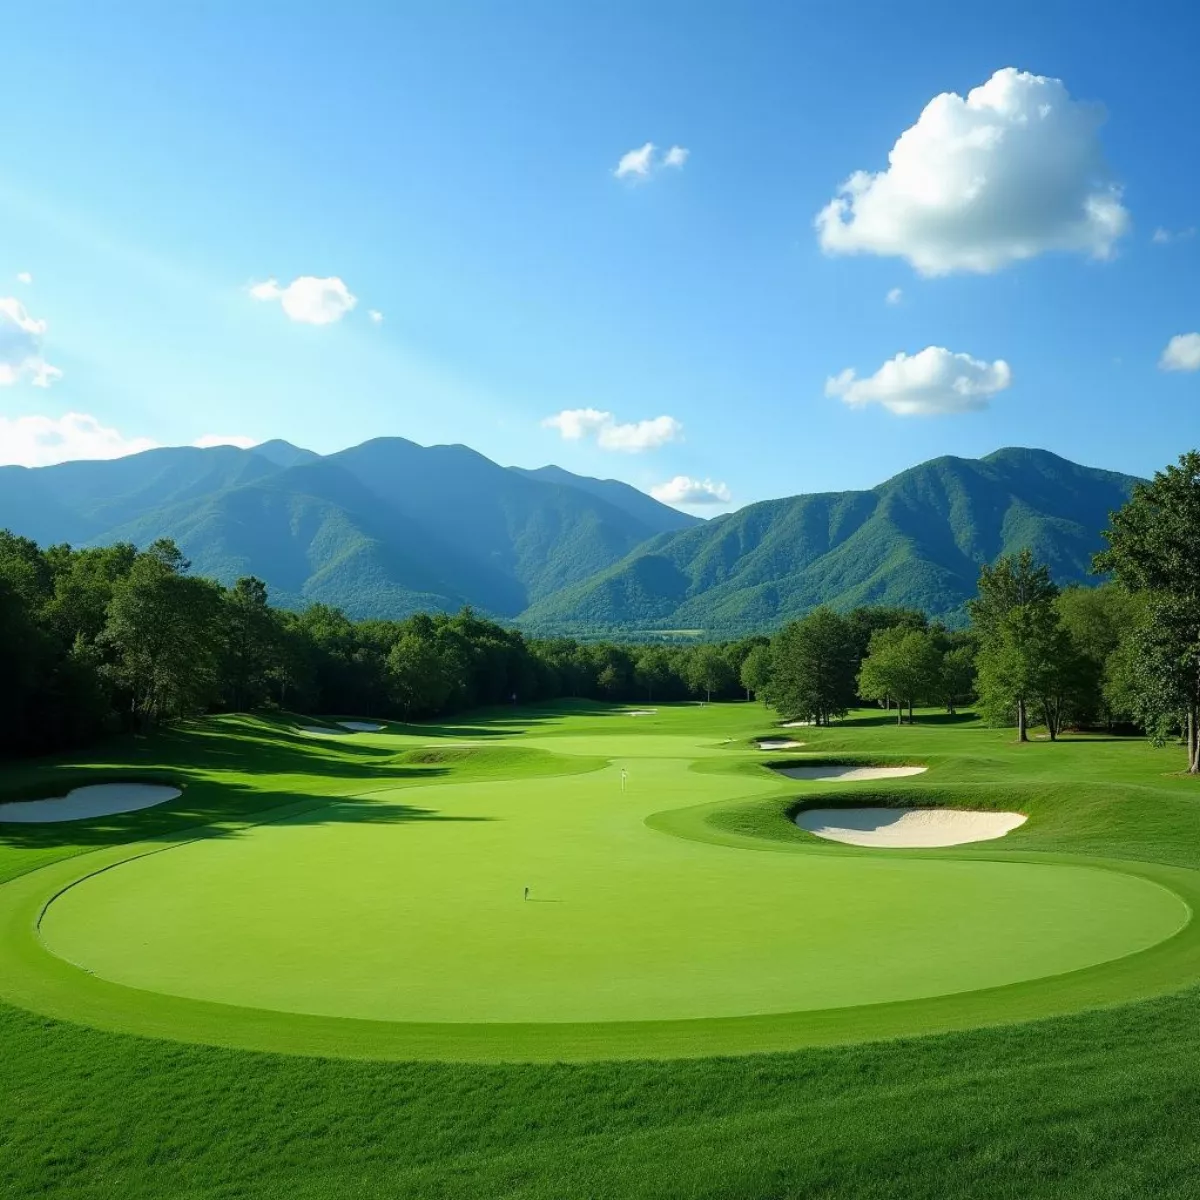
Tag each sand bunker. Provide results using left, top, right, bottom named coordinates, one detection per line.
left=782, top=720, right=813, bottom=728
left=339, top=721, right=385, bottom=732
left=625, top=709, right=658, bottom=717
left=796, top=807, right=1027, bottom=848
left=758, top=739, right=806, bottom=750
left=773, top=764, right=927, bottom=783
left=0, top=783, right=182, bottom=824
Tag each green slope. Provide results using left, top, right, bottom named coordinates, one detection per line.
left=512, top=464, right=700, bottom=535
left=0, top=438, right=689, bottom=620
left=0, top=441, right=1143, bottom=628
left=521, top=448, right=1142, bottom=632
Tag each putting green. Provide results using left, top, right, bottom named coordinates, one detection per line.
left=6, top=712, right=1200, bottom=1060
left=33, top=736, right=1189, bottom=1024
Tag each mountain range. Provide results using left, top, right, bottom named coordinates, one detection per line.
left=0, top=440, right=1140, bottom=633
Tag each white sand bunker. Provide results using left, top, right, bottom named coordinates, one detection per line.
left=0, top=783, right=182, bottom=824
left=782, top=720, right=812, bottom=728
left=625, top=709, right=658, bottom=717
left=773, top=764, right=928, bottom=783
left=758, top=739, right=806, bottom=750
left=339, top=721, right=385, bottom=732
left=796, top=807, right=1027, bottom=848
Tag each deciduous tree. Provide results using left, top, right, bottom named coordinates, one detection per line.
left=1095, top=451, right=1200, bottom=772
left=968, top=550, right=1060, bottom=742
left=857, top=627, right=942, bottom=724
left=768, top=608, right=856, bottom=726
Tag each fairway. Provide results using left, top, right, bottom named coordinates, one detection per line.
left=3, top=703, right=1197, bottom=1063
left=39, top=748, right=1185, bottom=1025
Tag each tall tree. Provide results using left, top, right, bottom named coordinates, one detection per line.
left=936, top=644, right=977, bottom=716
left=1095, top=451, right=1200, bottom=772
left=1053, top=585, right=1135, bottom=728
left=739, top=643, right=773, bottom=702
left=857, top=627, right=942, bottom=724
left=387, top=631, right=451, bottom=718
left=102, top=540, right=223, bottom=727
left=223, top=576, right=276, bottom=712
left=968, top=550, right=1060, bottom=742
left=686, top=644, right=734, bottom=703
left=767, top=608, right=856, bottom=726
left=1029, top=625, right=1092, bottom=741
left=634, top=647, right=672, bottom=702
left=845, top=606, right=928, bottom=681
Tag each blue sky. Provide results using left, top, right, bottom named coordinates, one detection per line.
left=2, top=0, right=1198, bottom=510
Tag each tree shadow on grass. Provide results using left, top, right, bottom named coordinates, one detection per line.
left=1048, top=734, right=1147, bottom=743
left=838, top=711, right=979, bottom=728
left=0, top=773, right=492, bottom=853
left=277, top=799, right=491, bottom=827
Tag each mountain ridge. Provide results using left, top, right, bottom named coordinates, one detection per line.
left=0, top=438, right=694, bottom=620
left=0, top=440, right=1142, bottom=631
left=520, top=447, right=1142, bottom=632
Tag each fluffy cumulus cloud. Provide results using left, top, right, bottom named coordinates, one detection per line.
left=249, top=275, right=358, bottom=325
left=0, top=297, right=62, bottom=387
left=651, top=476, right=732, bottom=507
left=885, top=287, right=903, bottom=305
left=368, top=309, right=384, bottom=324
left=815, top=68, right=1129, bottom=275
left=826, top=346, right=1012, bottom=416
left=614, top=143, right=689, bottom=181
left=543, top=408, right=683, bottom=452
left=0, top=413, right=156, bottom=467
left=1160, top=333, right=1200, bottom=372
left=194, top=434, right=258, bottom=449
left=16, top=272, right=32, bottom=285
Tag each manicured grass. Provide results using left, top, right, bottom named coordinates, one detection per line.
left=3, top=702, right=1200, bottom=1196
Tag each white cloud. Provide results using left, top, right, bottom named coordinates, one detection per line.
left=368, top=309, right=384, bottom=324
left=826, top=346, right=1012, bottom=416
left=16, top=272, right=32, bottom=285
left=1152, top=226, right=1195, bottom=245
left=1160, top=333, right=1200, bottom=372
left=543, top=407, right=683, bottom=452
left=0, top=297, right=62, bottom=387
left=815, top=68, right=1129, bottom=275
left=614, top=142, right=688, bottom=181
left=194, top=434, right=258, bottom=449
left=0, top=413, right=157, bottom=467
left=615, top=142, right=656, bottom=180
left=885, top=287, right=903, bottom=305
left=651, top=476, right=731, bottom=507
left=248, top=275, right=358, bottom=325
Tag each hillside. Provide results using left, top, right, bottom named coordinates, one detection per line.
left=0, top=442, right=1141, bottom=630
left=510, top=465, right=700, bottom=536
left=0, top=439, right=695, bottom=620
left=520, top=448, right=1141, bottom=632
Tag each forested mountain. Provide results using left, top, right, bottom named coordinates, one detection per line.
left=521, top=449, right=1142, bottom=632
left=0, top=441, right=1141, bottom=632
left=0, top=438, right=693, bottom=619
left=510, top=465, right=699, bottom=535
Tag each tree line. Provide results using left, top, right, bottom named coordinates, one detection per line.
left=760, top=450, right=1200, bottom=772
left=2, top=451, right=1197, bottom=772
left=0, top=532, right=775, bottom=757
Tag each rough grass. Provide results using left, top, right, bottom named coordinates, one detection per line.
left=3, top=702, right=1200, bottom=1197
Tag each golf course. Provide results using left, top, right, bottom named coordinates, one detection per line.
left=6, top=700, right=1200, bottom=1195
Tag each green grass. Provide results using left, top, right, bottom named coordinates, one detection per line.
left=4, top=702, right=1200, bottom=1196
